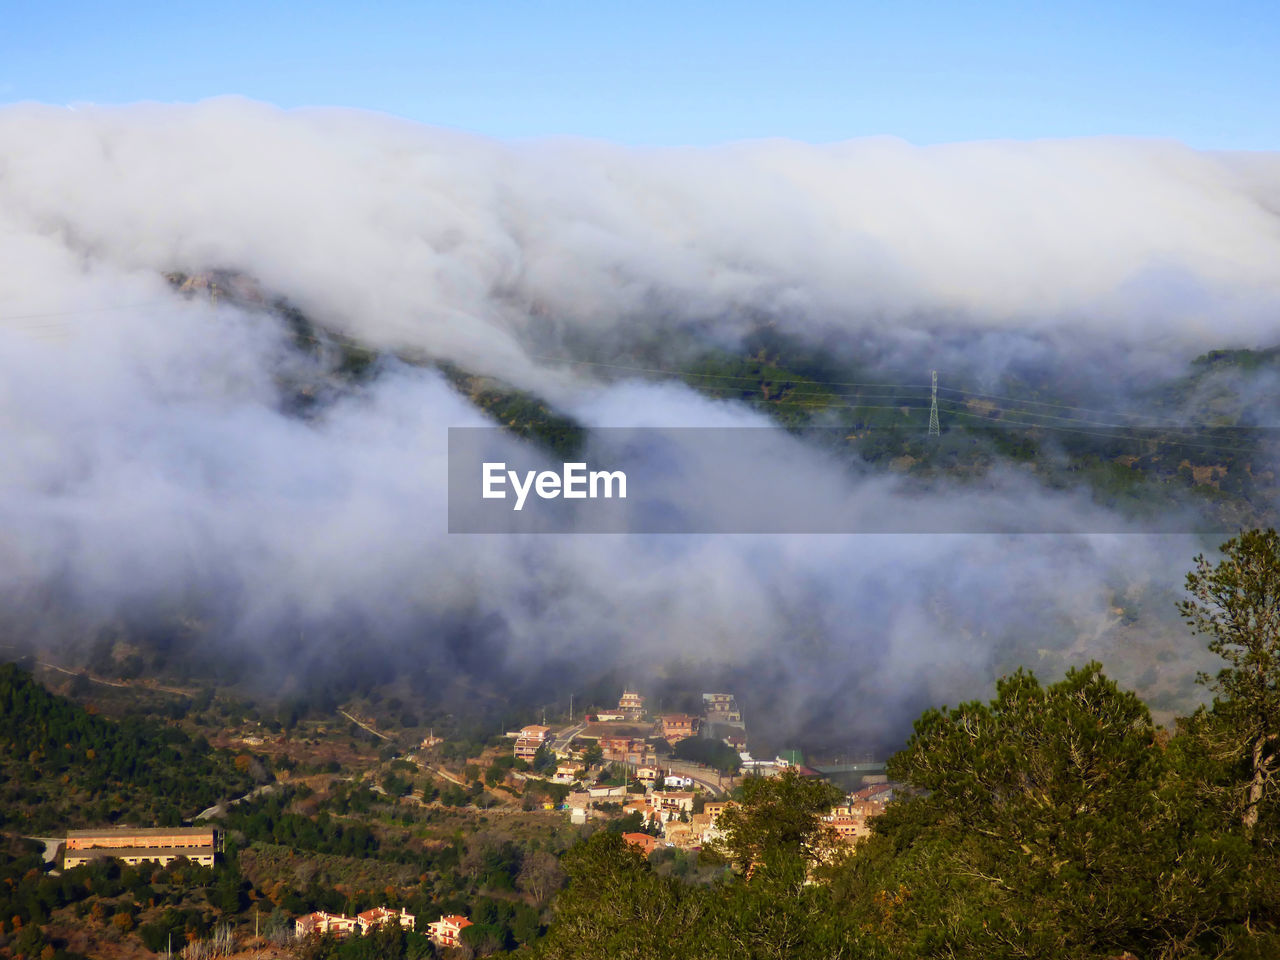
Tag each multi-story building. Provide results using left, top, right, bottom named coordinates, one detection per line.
left=566, top=791, right=593, bottom=824
left=514, top=724, right=551, bottom=761
left=295, top=911, right=359, bottom=938
left=657, top=714, right=700, bottom=744
left=824, top=797, right=889, bottom=846
left=702, top=693, right=743, bottom=725
left=599, top=735, right=655, bottom=766
left=651, top=790, right=696, bottom=817
left=63, top=827, right=217, bottom=869
left=427, top=915, right=474, bottom=948
left=356, top=907, right=415, bottom=933
left=552, top=762, right=580, bottom=784
left=618, top=690, right=646, bottom=720
left=703, top=801, right=733, bottom=824
left=295, top=906, right=412, bottom=939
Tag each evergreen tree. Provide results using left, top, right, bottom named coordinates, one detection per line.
left=1179, top=527, right=1280, bottom=832
left=839, top=664, right=1240, bottom=959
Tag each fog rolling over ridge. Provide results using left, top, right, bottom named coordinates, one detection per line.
left=2, top=98, right=1278, bottom=751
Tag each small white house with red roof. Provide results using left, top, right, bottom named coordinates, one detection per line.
left=427, top=914, right=474, bottom=948
left=295, top=911, right=359, bottom=938
left=356, top=906, right=414, bottom=933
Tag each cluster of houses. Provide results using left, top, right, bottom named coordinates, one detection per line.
left=822, top=783, right=897, bottom=844
left=617, top=795, right=736, bottom=850
left=511, top=689, right=746, bottom=769
left=614, top=783, right=898, bottom=855
left=57, top=826, right=476, bottom=949
left=294, top=907, right=475, bottom=948
left=294, top=907, right=415, bottom=939
left=502, top=688, right=897, bottom=856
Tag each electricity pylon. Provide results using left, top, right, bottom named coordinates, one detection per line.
left=928, top=370, right=940, bottom=438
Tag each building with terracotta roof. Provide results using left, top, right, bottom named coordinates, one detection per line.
left=552, top=762, right=581, bottom=784
left=295, top=911, right=359, bottom=938
left=658, top=714, right=700, bottom=744
left=622, top=832, right=660, bottom=856
left=514, top=724, right=551, bottom=761
left=594, top=733, right=656, bottom=766
left=618, top=690, right=646, bottom=721
left=356, top=906, right=414, bottom=933
left=427, top=915, right=473, bottom=948
left=824, top=796, right=889, bottom=846
left=652, top=790, right=696, bottom=816
left=295, top=905, right=412, bottom=939
left=622, top=798, right=662, bottom=828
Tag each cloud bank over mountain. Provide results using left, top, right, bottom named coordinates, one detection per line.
left=1, top=98, right=1272, bottom=748
left=4, top=98, right=1280, bottom=369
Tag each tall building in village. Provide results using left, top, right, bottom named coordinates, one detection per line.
left=618, top=689, right=646, bottom=720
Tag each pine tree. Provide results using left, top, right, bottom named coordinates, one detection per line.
left=1180, top=527, right=1280, bottom=833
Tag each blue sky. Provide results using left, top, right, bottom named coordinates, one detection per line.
left=3, top=0, right=1277, bottom=148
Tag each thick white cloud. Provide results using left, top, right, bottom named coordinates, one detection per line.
left=0, top=99, right=1264, bottom=747
left=2, top=99, right=1279, bottom=373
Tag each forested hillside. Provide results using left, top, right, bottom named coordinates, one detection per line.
left=0, top=663, right=257, bottom=832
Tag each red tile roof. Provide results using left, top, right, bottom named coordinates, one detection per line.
left=623, top=832, right=660, bottom=855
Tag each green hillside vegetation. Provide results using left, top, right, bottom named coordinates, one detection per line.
left=0, top=662, right=257, bottom=832
left=667, top=337, right=1279, bottom=529
left=168, top=271, right=1280, bottom=529
left=1190, top=346, right=1280, bottom=373
left=436, top=362, right=586, bottom=459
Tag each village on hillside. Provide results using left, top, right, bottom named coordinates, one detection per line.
left=33, top=686, right=896, bottom=955
left=507, top=689, right=896, bottom=855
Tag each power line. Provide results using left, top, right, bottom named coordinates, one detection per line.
left=666, top=372, right=1238, bottom=433
left=517, top=355, right=1259, bottom=453
left=0, top=301, right=1259, bottom=440
left=525, top=353, right=1200, bottom=426
left=687, top=383, right=1142, bottom=432
left=942, top=408, right=1260, bottom=455
left=674, top=387, right=1262, bottom=454
left=933, top=384, right=1188, bottom=423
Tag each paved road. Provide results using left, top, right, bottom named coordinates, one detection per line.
left=550, top=721, right=587, bottom=753
left=664, top=759, right=730, bottom=797
left=421, top=764, right=468, bottom=788
left=339, top=709, right=393, bottom=741
left=36, top=660, right=194, bottom=698
left=23, top=837, right=62, bottom=866
left=194, top=781, right=284, bottom=821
